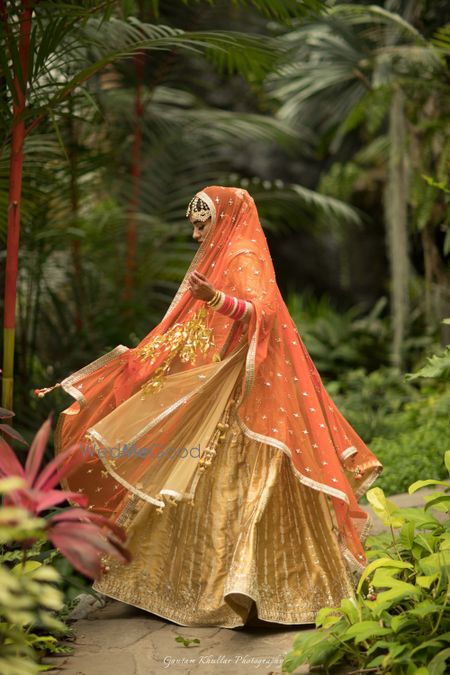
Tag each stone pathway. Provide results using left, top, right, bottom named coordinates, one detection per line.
left=45, top=601, right=313, bottom=675
left=43, top=489, right=436, bottom=675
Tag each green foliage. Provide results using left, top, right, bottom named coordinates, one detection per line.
left=325, top=365, right=419, bottom=442
left=159, top=0, right=325, bottom=21
left=269, top=1, right=450, bottom=362
left=287, top=290, right=436, bottom=381
left=324, top=362, right=449, bottom=496
left=368, top=388, right=450, bottom=496
left=282, top=453, right=450, bottom=674
left=0, top=7, right=289, bottom=134
left=405, top=341, right=450, bottom=382
left=0, top=479, right=74, bottom=675
left=287, top=292, right=391, bottom=377
left=432, top=24, right=450, bottom=54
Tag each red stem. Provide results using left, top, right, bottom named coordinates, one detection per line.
left=2, top=1, right=34, bottom=409
left=4, top=0, right=33, bottom=328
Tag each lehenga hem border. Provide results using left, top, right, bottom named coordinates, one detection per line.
left=92, top=585, right=244, bottom=629
left=91, top=585, right=322, bottom=629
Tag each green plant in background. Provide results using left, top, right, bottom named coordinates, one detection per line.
left=270, top=2, right=450, bottom=369
left=367, top=318, right=450, bottom=496
left=405, top=319, right=450, bottom=382
left=288, top=290, right=437, bottom=381
left=287, top=291, right=392, bottom=378
left=368, top=385, right=450, bottom=497
left=283, top=451, right=450, bottom=674
left=320, top=364, right=449, bottom=497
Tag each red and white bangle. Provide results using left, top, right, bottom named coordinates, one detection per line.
left=207, top=291, right=252, bottom=321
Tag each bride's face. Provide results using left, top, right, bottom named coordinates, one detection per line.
left=191, top=217, right=212, bottom=244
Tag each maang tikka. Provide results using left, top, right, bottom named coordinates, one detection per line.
left=186, top=195, right=211, bottom=223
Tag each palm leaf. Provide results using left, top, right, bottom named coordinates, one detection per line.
left=162, top=0, right=325, bottom=21
left=1, top=15, right=283, bottom=135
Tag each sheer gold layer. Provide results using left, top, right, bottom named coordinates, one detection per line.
left=93, top=342, right=357, bottom=628
left=84, top=339, right=249, bottom=514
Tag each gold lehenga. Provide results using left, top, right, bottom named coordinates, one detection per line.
left=92, top=335, right=357, bottom=628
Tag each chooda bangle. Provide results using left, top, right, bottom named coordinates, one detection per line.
left=207, top=291, right=251, bottom=321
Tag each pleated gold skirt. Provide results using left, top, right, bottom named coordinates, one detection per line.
left=92, top=339, right=357, bottom=628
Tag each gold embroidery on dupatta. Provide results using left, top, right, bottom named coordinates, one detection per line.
left=137, top=306, right=219, bottom=395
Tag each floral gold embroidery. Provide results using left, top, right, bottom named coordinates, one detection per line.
left=137, top=306, right=216, bottom=395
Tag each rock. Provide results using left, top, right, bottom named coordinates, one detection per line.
left=67, top=592, right=112, bottom=620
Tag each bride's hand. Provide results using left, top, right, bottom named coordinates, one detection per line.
left=188, top=270, right=216, bottom=301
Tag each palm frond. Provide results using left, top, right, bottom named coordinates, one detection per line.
left=268, top=4, right=446, bottom=138
left=432, top=24, right=450, bottom=54
left=164, top=0, right=325, bottom=21
left=329, top=4, right=427, bottom=44
left=226, top=177, right=362, bottom=231
left=1, top=15, right=284, bottom=134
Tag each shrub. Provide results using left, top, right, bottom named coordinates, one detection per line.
left=0, top=408, right=131, bottom=673
left=282, top=452, right=450, bottom=675
left=0, top=475, right=72, bottom=674
left=324, top=367, right=449, bottom=496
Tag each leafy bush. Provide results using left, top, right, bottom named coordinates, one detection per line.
left=405, top=338, right=450, bottom=382
left=287, top=291, right=436, bottom=381
left=287, top=292, right=392, bottom=378
left=0, top=407, right=131, bottom=673
left=323, top=355, right=449, bottom=496
left=369, top=386, right=450, bottom=496
left=282, top=452, right=450, bottom=674
left=0, top=476, right=72, bottom=675
left=324, top=365, right=419, bottom=443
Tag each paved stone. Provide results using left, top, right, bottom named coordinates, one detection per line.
left=42, top=489, right=437, bottom=674
left=43, top=603, right=313, bottom=675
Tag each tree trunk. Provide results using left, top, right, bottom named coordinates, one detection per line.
left=123, top=50, right=145, bottom=315
left=421, top=220, right=450, bottom=344
left=384, top=88, right=411, bottom=371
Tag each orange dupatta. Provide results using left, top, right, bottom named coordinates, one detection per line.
left=42, top=185, right=383, bottom=575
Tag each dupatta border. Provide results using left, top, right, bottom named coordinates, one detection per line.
left=76, top=344, right=248, bottom=512
left=85, top=429, right=165, bottom=508
left=57, top=345, right=130, bottom=409
left=236, top=416, right=350, bottom=504
left=235, top=311, right=351, bottom=501
left=85, top=341, right=247, bottom=448
left=341, top=446, right=358, bottom=460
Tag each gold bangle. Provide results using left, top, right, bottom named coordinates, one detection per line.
left=207, top=290, right=220, bottom=307
left=212, top=291, right=225, bottom=311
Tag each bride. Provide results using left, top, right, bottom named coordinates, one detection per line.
left=40, top=185, right=383, bottom=628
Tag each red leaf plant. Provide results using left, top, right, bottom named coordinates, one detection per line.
left=0, top=411, right=131, bottom=579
